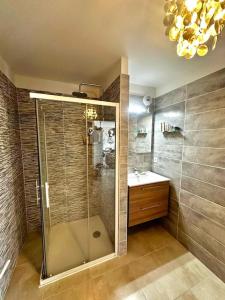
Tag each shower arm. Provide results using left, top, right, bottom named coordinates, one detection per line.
left=79, top=83, right=103, bottom=96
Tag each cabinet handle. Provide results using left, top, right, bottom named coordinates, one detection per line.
left=140, top=203, right=161, bottom=211
left=141, top=187, right=153, bottom=191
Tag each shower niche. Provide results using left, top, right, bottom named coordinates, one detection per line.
left=34, top=93, right=119, bottom=283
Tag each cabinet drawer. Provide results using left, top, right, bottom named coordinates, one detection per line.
left=128, top=181, right=169, bottom=227
left=129, top=183, right=169, bottom=202
left=129, top=202, right=168, bottom=227
left=129, top=197, right=168, bottom=214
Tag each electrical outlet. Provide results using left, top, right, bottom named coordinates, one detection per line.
left=153, top=157, right=158, bottom=163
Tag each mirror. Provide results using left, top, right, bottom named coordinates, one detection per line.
left=128, top=95, right=153, bottom=172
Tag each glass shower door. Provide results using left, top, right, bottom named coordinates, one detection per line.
left=36, top=101, right=50, bottom=278
left=36, top=100, right=89, bottom=277
left=35, top=97, right=118, bottom=279
left=87, top=103, right=117, bottom=262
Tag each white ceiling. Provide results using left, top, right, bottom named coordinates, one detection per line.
left=0, top=0, right=225, bottom=94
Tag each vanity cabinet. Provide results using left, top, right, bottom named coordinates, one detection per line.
left=128, top=181, right=169, bottom=227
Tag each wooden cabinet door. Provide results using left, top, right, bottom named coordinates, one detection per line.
left=128, top=182, right=169, bottom=227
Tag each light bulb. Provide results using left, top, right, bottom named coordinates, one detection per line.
left=197, top=44, right=208, bottom=56
left=185, top=0, right=198, bottom=11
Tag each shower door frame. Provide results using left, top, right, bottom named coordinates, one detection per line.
left=30, top=92, right=120, bottom=287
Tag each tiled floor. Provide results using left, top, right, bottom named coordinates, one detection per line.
left=5, top=223, right=225, bottom=300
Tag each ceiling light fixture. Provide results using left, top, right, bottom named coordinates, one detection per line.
left=163, top=0, right=225, bottom=59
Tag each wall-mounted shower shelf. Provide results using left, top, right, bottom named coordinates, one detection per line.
left=160, top=122, right=181, bottom=134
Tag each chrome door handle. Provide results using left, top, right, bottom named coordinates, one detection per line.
left=45, top=182, right=50, bottom=208
left=35, top=180, right=40, bottom=207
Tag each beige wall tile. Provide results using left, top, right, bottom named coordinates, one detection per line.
left=186, top=86, right=225, bottom=114
left=184, top=128, right=225, bottom=147
left=181, top=176, right=225, bottom=207
left=185, top=109, right=225, bottom=130
left=179, top=204, right=225, bottom=246
left=180, top=190, right=225, bottom=227
left=179, top=231, right=225, bottom=282
left=187, top=68, right=225, bottom=99
left=179, top=215, right=225, bottom=265
left=183, top=146, right=225, bottom=168
left=182, top=161, right=225, bottom=188
left=155, top=86, right=186, bottom=110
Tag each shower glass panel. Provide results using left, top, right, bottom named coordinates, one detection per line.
left=36, top=97, right=117, bottom=278
left=36, top=102, right=50, bottom=276
left=86, top=104, right=116, bottom=263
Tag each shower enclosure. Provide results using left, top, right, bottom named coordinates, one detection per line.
left=31, top=93, right=119, bottom=284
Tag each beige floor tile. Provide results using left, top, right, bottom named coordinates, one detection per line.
left=190, top=277, right=225, bottom=300
left=5, top=223, right=225, bottom=300
left=137, top=224, right=177, bottom=251
left=44, top=280, right=95, bottom=300
left=41, top=282, right=61, bottom=300
left=5, top=262, right=42, bottom=300
left=89, top=231, right=152, bottom=279
left=128, top=252, right=158, bottom=288
left=176, top=291, right=198, bottom=300
left=89, top=256, right=123, bottom=279
left=44, top=288, right=76, bottom=300
left=41, top=269, right=90, bottom=299
left=142, top=283, right=171, bottom=300
left=16, top=232, right=42, bottom=271
left=145, top=268, right=191, bottom=300
left=101, top=264, right=147, bottom=300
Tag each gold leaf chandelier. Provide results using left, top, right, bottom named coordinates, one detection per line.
left=163, top=0, right=225, bottom=59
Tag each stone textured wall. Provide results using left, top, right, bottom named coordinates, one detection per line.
left=17, top=92, right=96, bottom=230
left=19, top=97, right=115, bottom=229
left=41, top=101, right=89, bottom=225
left=153, top=68, right=225, bottom=282
left=0, top=72, right=26, bottom=298
left=17, top=89, right=41, bottom=232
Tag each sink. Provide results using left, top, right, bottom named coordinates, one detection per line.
left=128, top=171, right=169, bottom=187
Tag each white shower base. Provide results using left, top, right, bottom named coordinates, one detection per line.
left=46, top=215, right=114, bottom=276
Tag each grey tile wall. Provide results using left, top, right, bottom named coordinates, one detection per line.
left=153, top=98, right=186, bottom=238
left=0, top=72, right=26, bottom=299
left=153, top=67, right=225, bottom=282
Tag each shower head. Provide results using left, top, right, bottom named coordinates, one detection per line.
left=72, top=91, right=88, bottom=98
left=72, top=83, right=102, bottom=99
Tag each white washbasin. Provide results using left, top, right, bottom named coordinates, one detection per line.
left=128, top=171, right=170, bottom=187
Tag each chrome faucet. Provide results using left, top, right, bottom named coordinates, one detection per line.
left=133, top=168, right=139, bottom=175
